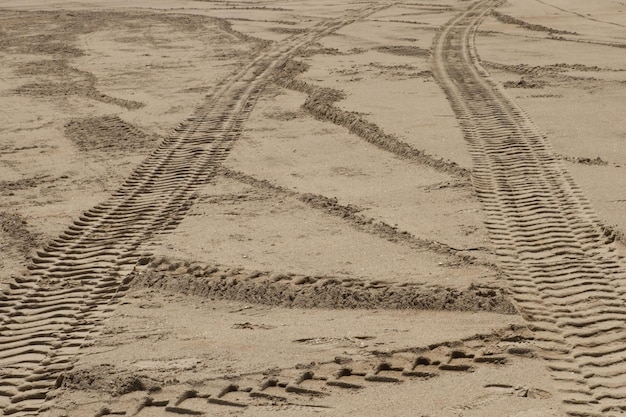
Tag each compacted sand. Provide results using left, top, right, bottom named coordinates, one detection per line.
left=1, top=0, right=626, bottom=416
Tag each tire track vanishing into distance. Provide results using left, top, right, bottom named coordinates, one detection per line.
left=433, top=1, right=626, bottom=415
left=0, top=5, right=388, bottom=416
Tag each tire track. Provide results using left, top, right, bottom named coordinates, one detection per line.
left=61, top=325, right=534, bottom=416
left=432, top=1, right=626, bottom=415
left=0, top=5, right=388, bottom=416
left=129, top=256, right=514, bottom=314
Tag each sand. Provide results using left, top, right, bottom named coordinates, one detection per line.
left=0, top=0, right=625, bottom=416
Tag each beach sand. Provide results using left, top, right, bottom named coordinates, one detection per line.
left=1, top=0, right=625, bottom=415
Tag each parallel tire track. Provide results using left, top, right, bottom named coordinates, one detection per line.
left=432, top=1, right=626, bottom=415
left=0, top=5, right=388, bottom=416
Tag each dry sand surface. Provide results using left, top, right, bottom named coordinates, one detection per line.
left=1, top=0, right=626, bottom=416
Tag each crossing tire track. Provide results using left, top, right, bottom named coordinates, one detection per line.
left=432, top=1, right=626, bottom=415
left=60, top=326, right=535, bottom=416
left=0, top=5, right=389, bottom=416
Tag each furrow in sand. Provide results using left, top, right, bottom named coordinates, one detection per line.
left=219, top=168, right=494, bottom=268
left=129, top=256, right=514, bottom=314
left=0, top=6, right=391, bottom=416
left=432, top=0, right=626, bottom=414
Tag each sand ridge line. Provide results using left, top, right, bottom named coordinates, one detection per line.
left=193, top=4, right=294, bottom=12
left=128, top=255, right=514, bottom=314
left=216, top=16, right=300, bottom=26
left=550, top=36, right=626, bottom=50
left=491, top=10, right=578, bottom=35
left=374, top=44, right=431, bottom=57
left=57, top=324, right=533, bottom=415
left=373, top=19, right=438, bottom=28
left=220, top=167, right=497, bottom=269
left=433, top=0, right=626, bottom=415
left=483, top=61, right=626, bottom=86
left=0, top=5, right=391, bottom=415
left=479, top=27, right=626, bottom=50
left=395, top=3, right=454, bottom=11
left=270, top=59, right=471, bottom=180
left=535, top=0, right=626, bottom=29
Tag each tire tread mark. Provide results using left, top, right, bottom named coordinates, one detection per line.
left=431, top=1, right=626, bottom=415
left=0, top=5, right=389, bottom=416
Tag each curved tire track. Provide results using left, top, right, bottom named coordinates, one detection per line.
left=432, top=1, right=626, bottom=415
left=0, top=5, right=388, bottom=416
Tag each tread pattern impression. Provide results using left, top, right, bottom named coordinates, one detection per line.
left=62, top=326, right=534, bottom=416
left=0, top=5, right=387, bottom=416
left=432, top=1, right=626, bottom=415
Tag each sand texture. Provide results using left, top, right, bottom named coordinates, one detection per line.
left=1, top=0, right=626, bottom=416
